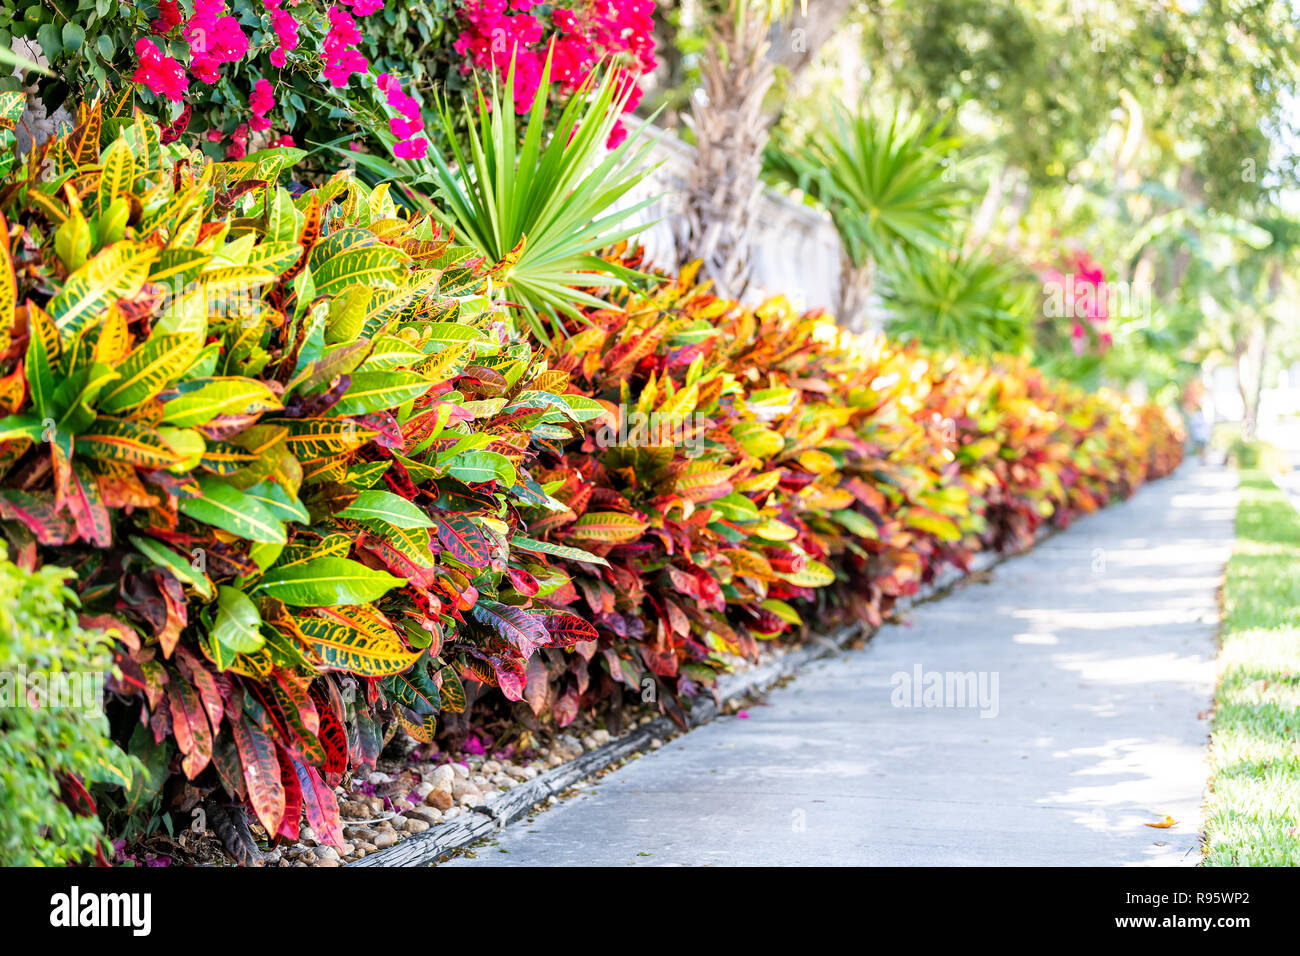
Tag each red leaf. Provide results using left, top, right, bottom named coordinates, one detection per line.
left=159, top=104, right=191, bottom=144
left=276, top=747, right=304, bottom=842
left=524, top=654, right=550, bottom=717
left=175, top=646, right=223, bottom=732
left=293, top=760, right=346, bottom=849
left=231, top=715, right=285, bottom=837
left=154, top=570, right=187, bottom=658
left=168, top=677, right=212, bottom=779
left=435, top=512, right=491, bottom=568
left=469, top=600, right=548, bottom=657
left=309, top=681, right=350, bottom=785
left=507, top=566, right=539, bottom=596
left=553, top=686, right=579, bottom=727
left=537, top=609, right=599, bottom=647
left=67, top=461, right=112, bottom=547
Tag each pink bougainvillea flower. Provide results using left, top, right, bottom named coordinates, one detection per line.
left=151, top=0, right=184, bottom=34
left=394, top=137, right=428, bottom=159
left=250, top=77, right=275, bottom=115
left=452, top=0, right=655, bottom=124
left=210, top=15, right=250, bottom=60
left=225, top=122, right=249, bottom=159
left=133, top=38, right=189, bottom=102
left=605, top=119, right=628, bottom=149
left=553, top=7, right=578, bottom=32
left=264, top=0, right=301, bottom=67
left=388, top=116, right=421, bottom=139
left=377, top=72, right=427, bottom=154
left=183, top=0, right=248, bottom=84
left=189, top=53, right=220, bottom=84
left=322, top=4, right=369, bottom=87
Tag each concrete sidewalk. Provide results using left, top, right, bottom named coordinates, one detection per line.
left=446, top=463, right=1237, bottom=867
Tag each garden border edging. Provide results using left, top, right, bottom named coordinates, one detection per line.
left=349, top=541, right=1025, bottom=867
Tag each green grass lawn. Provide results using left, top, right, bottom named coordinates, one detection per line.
left=1203, top=470, right=1300, bottom=865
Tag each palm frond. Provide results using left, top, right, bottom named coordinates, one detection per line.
left=424, top=50, right=664, bottom=342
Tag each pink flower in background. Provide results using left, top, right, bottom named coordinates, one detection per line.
left=209, top=15, right=250, bottom=61
left=183, top=0, right=248, bottom=84
left=249, top=78, right=275, bottom=131
left=394, top=137, right=428, bottom=159
left=250, top=78, right=275, bottom=115
left=133, top=38, right=189, bottom=101
left=151, top=0, right=184, bottom=34
left=225, top=122, right=249, bottom=159
left=553, top=8, right=578, bottom=32
left=453, top=0, right=656, bottom=124
left=189, top=55, right=219, bottom=84
left=326, top=3, right=361, bottom=45
left=264, top=0, right=301, bottom=67
left=378, top=71, right=427, bottom=157
left=1041, top=245, right=1112, bottom=356
left=322, top=3, right=370, bottom=87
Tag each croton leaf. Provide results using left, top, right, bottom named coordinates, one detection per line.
left=434, top=511, right=491, bottom=568
left=569, top=511, right=649, bottom=544
left=336, top=489, right=433, bottom=530
left=294, top=605, right=421, bottom=675
left=255, top=557, right=404, bottom=606
left=293, top=759, right=347, bottom=849
left=469, top=599, right=549, bottom=657
left=532, top=608, right=599, bottom=647
left=231, top=715, right=285, bottom=837
left=438, top=665, right=466, bottom=714
left=169, top=677, right=213, bottom=780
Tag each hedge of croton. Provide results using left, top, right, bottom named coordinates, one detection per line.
left=0, top=95, right=1182, bottom=865
left=498, top=249, right=1185, bottom=725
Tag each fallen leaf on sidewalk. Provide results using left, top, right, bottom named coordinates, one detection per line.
left=1145, top=815, right=1178, bottom=829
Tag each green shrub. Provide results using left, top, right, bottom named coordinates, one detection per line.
left=1229, top=438, right=1288, bottom=473
left=0, top=547, right=137, bottom=866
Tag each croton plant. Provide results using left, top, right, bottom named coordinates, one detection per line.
left=0, top=89, right=615, bottom=863
left=0, top=91, right=1183, bottom=866
left=503, top=250, right=1185, bottom=729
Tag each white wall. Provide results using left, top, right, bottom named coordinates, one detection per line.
left=617, top=126, right=844, bottom=315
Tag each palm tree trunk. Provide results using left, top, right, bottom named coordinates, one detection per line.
left=677, top=4, right=776, bottom=300
left=837, top=253, right=875, bottom=332
left=1249, top=320, right=1273, bottom=440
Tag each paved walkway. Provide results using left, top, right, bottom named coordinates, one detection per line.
left=447, top=463, right=1237, bottom=867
